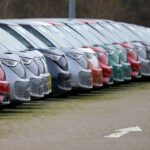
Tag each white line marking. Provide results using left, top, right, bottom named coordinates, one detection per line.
left=104, top=126, right=142, bottom=138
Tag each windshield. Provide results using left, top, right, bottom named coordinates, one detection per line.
left=42, top=25, right=73, bottom=48
left=61, top=25, right=90, bottom=46
left=10, top=25, right=49, bottom=49
left=81, top=23, right=110, bottom=44
left=111, top=23, right=140, bottom=41
left=33, top=25, right=63, bottom=47
left=139, top=27, right=150, bottom=43
left=125, top=25, right=150, bottom=43
left=0, top=43, right=10, bottom=54
left=0, top=28, right=27, bottom=52
left=99, top=22, right=127, bottom=42
left=21, top=25, right=55, bottom=48
left=69, top=23, right=101, bottom=46
left=91, top=23, right=122, bottom=43
left=47, top=25, right=83, bottom=48
left=0, top=24, right=34, bottom=49
left=138, top=27, right=150, bottom=40
left=144, top=28, right=150, bottom=42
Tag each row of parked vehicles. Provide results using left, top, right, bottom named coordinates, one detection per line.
left=0, top=18, right=149, bottom=107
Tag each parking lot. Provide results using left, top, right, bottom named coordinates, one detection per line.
left=0, top=79, right=150, bottom=150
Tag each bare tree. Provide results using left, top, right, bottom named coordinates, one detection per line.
left=0, top=0, right=14, bottom=18
left=0, top=0, right=149, bottom=26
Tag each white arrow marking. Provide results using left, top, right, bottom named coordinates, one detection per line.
left=104, top=126, right=142, bottom=138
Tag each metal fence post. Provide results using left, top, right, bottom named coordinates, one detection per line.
left=69, top=0, right=76, bottom=19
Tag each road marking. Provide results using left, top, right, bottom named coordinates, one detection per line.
left=104, top=126, right=142, bottom=138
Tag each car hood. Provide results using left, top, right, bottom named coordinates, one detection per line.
left=77, top=47, right=96, bottom=54
left=32, top=47, right=65, bottom=56
left=60, top=47, right=85, bottom=55
left=16, top=50, right=44, bottom=59
left=0, top=53, right=21, bottom=62
left=120, top=42, right=135, bottom=49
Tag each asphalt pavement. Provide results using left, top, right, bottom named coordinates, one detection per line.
left=0, top=80, right=149, bottom=150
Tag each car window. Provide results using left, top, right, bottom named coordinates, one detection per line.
left=21, top=25, right=55, bottom=48
left=62, top=25, right=89, bottom=46
left=11, top=25, right=49, bottom=49
left=0, top=25, right=34, bottom=49
left=0, top=28, right=27, bottom=52
left=0, top=43, right=10, bottom=54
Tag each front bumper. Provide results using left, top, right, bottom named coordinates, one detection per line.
left=0, top=96, right=4, bottom=105
left=66, top=56, right=92, bottom=89
left=0, top=80, right=10, bottom=105
left=129, top=59, right=141, bottom=78
left=25, top=67, right=45, bottom=98
left=122, top=62, right=132, bottom=80
left=101, top=64, right=113, bottom=84
left=102, top=77, right=112, bottom=84
left=140, top=59, right=150, bottom=76
left=30, top=77, right=44, bottom=98
left=13, top=80, right=30, bottom=101
left=44, top=57, right=71, bottom=92
left=41, top=73, right=52, bottom=95
left=112, top=64, right=124, bottom=82
left=2, top=65, right=31, bottom=102
left=91, top=68, right=103, bottom=87
left=79, top=71, right=93, bottom=89
left=0, top=80, right=10, bottom=95
left=0, top=96, right=10, bottom=105
left=52, top=72, right=71, bottom=92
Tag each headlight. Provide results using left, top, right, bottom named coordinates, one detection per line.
left=40, top=56, right=49, bottom=73
left=22, top=57, right=32, bottom=65
left=119, top=50, right=127, bottom=62
left=85, top=52, right=96, bottom=59
left=108, top=50, right=119, bottom=63
left=85, top=53, right=99, bottom=68
left=67, top=52, right=88, bottom=69
left=1, top=59, right=18, bottom=67
left=57, top=56, right=68, bottom=68
left=97, top=51, right=104, bottom=57
left=106, top=49, right=115, bottom=55
left=126, top=48, right=133, bottom=52
left=136, top=47, right=143, bottom=51
left=46, top=54, right=62, bottom=61
left=146, top=46, right=150, bottom=51
left=136, top=47, right=147, bottom=59
left=67, top=52, right=82, bottom=60
left=145, top=46, right=150, bottom=59
left=41, top=56, right=46, bottom=62
left=34, top=57, right=45, bottom=74
left=46, top=54, right=68, bottom=70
